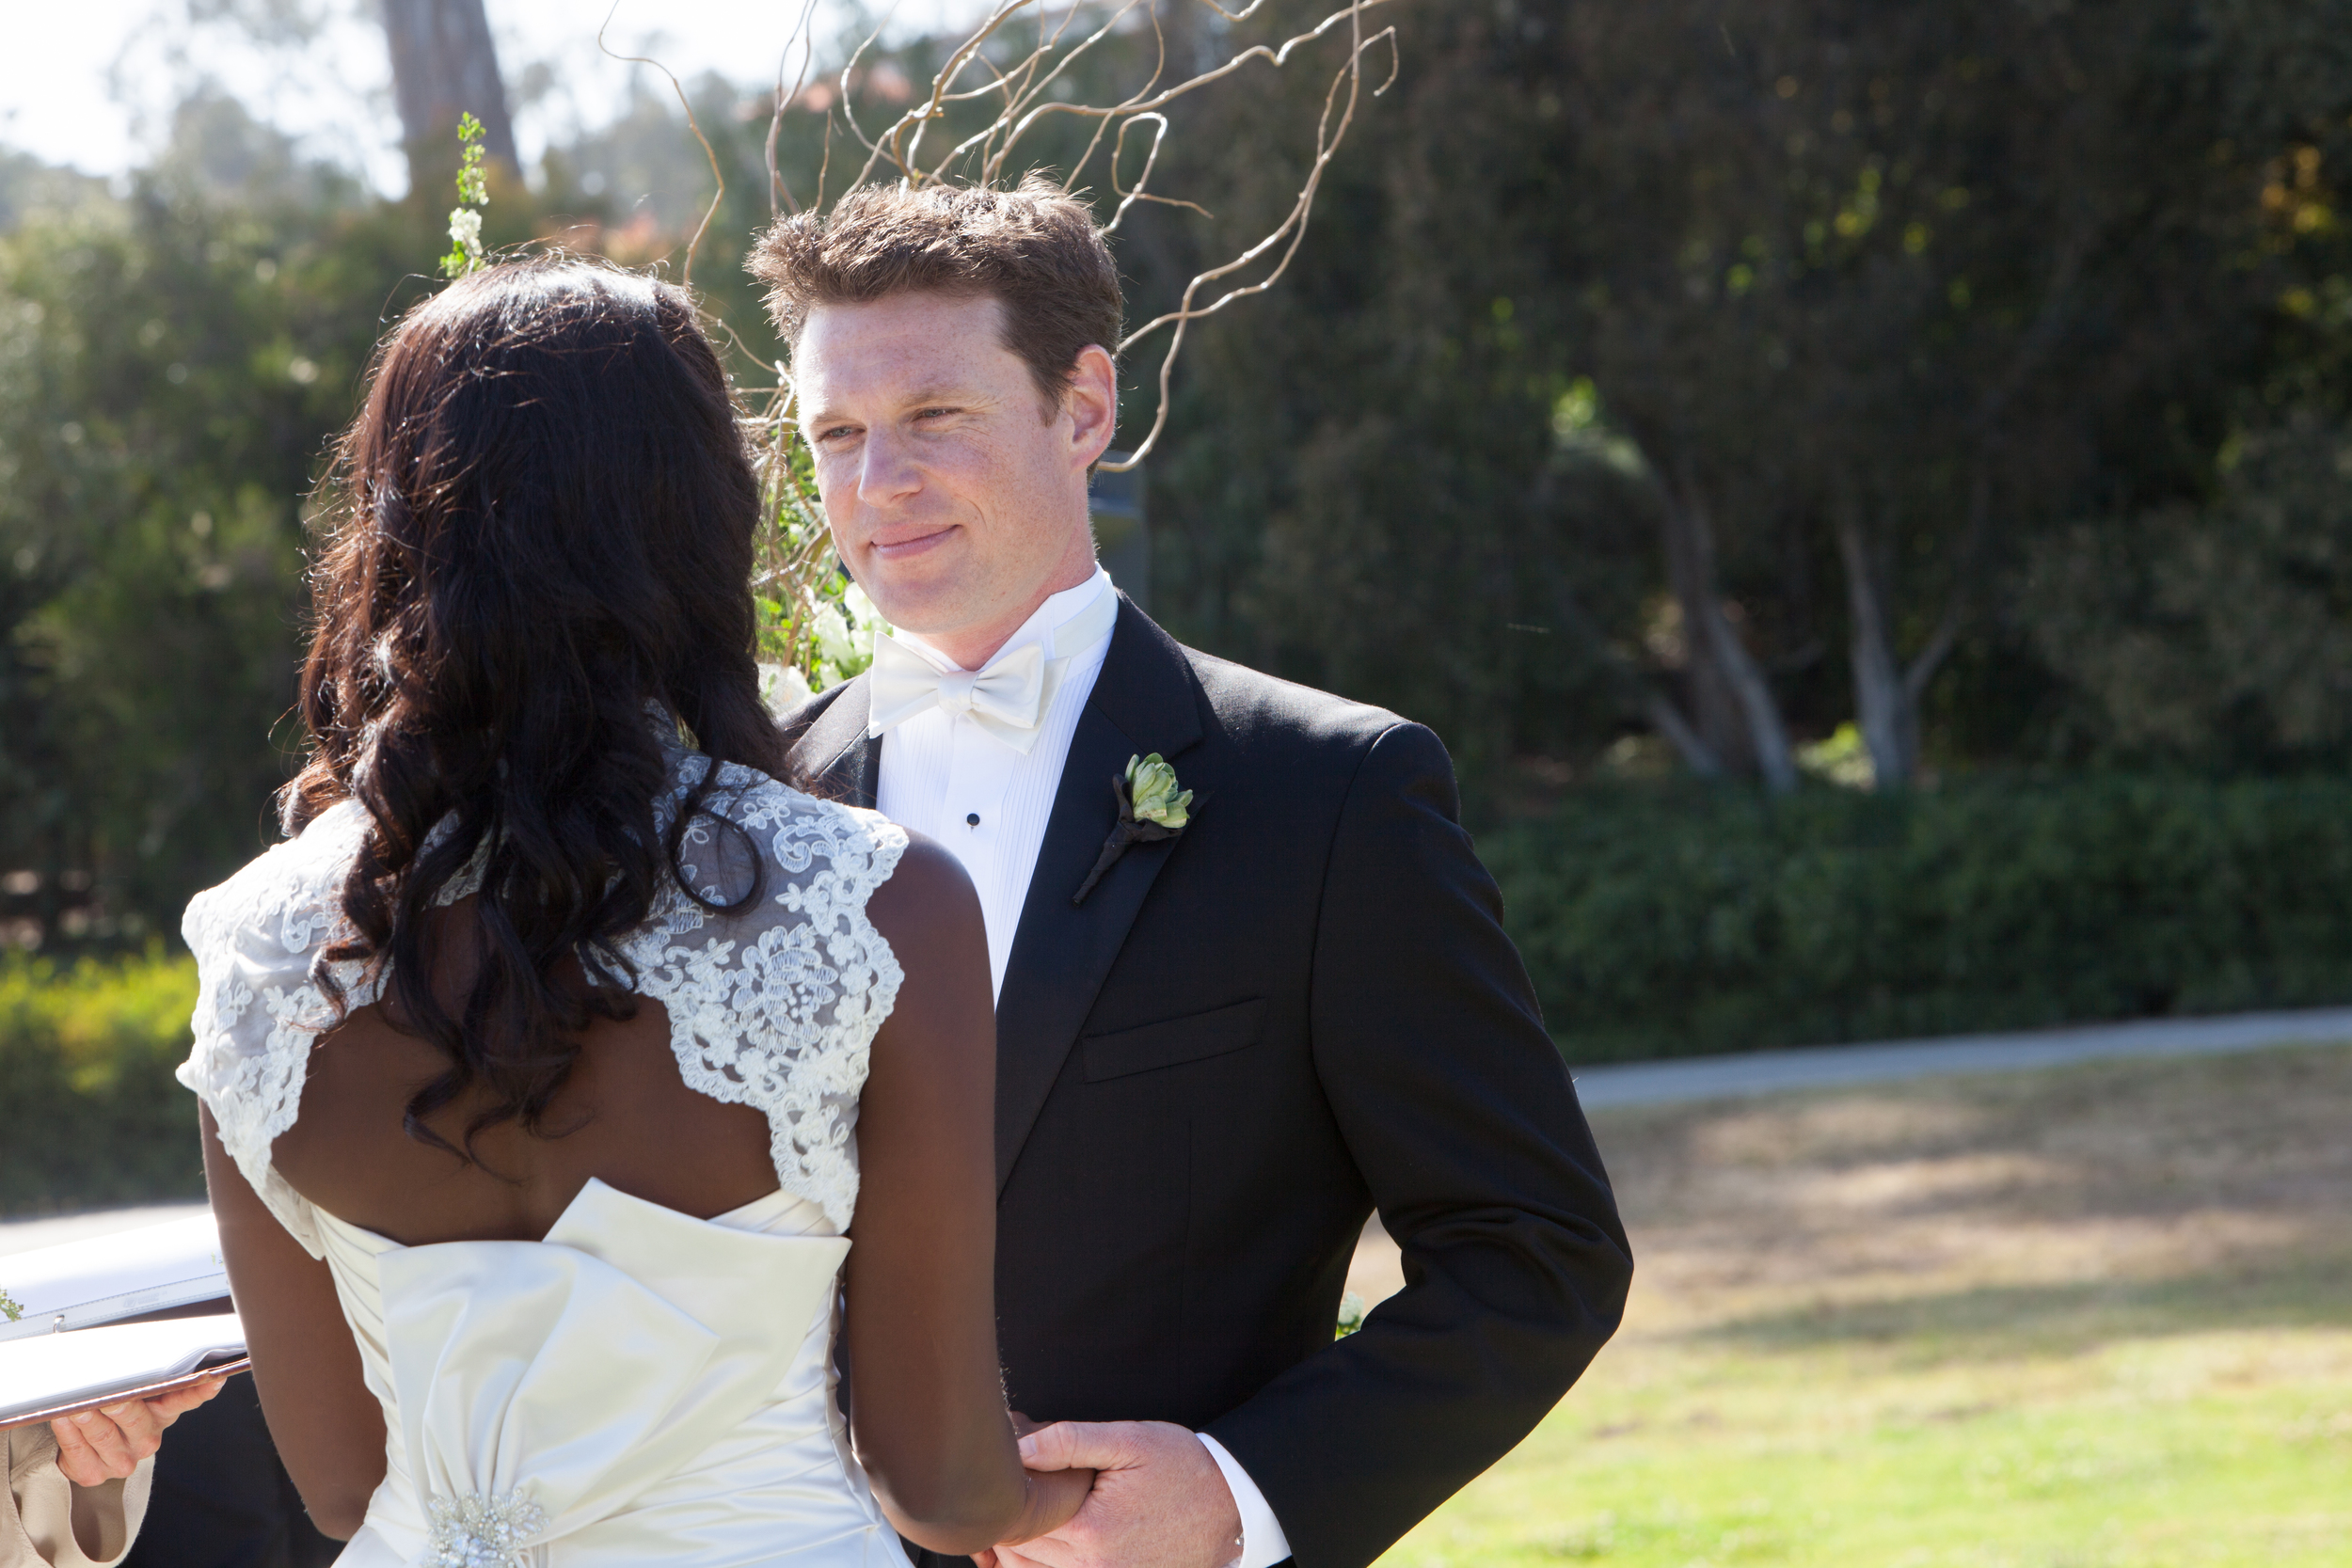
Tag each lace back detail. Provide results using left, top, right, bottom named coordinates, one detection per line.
left=176, top=752, right=908, bottom=1252
left=628, top=758, right=907, bottom=1228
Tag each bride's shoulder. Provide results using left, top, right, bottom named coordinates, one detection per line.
left=668, top=753, right=910, bottom=901
left=176, top=801, right=373, bottom=1258
left=181, top=799, right=369, bottom=964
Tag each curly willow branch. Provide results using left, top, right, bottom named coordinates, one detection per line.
left=596, top=2, right=726, bottom=289
left=823, top=0, right=1396, bottom=474
left=766, top=0, right=824, bottom=216
left=667, top=0, right=1399, bottom=686
left=1103, top=8, right=1399, bottom=472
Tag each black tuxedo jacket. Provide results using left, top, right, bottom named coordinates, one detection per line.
left=784, top=599, right=1631, bottom=1568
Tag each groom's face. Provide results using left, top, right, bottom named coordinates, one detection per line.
left=795, top=291, right=1107, bottom=662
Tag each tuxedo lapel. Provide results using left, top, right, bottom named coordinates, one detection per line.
left=783, top=675, right=882, bottom=808
left=992, top=600, right=1206, bottom=1191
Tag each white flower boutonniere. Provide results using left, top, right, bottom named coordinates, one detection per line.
left=1073, top=753, right=1195, bottom=905
left=1126, top=753, right=1193, bottom=831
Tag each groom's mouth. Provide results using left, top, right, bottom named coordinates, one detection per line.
left=868, top=525, right=959, bottom=562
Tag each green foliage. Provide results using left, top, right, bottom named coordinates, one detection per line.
left=1489, top=774, right=2352, bottom=1063
left=2023, top=415, right=2352, bottom=763
left=751, top=434, right=885, bottom=703
left=0, top=948, right=202, bottom=1214
left=1143, top=0, right=2352, bottom=797
left=0, top=149, right=104, bottom=230
left=0, top=95, right=441, bottom=954
left=439, top=109, right=489, bottom=277
left=8, top=3, right=2352, bottom=1061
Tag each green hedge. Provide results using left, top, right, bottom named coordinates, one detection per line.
left=0, top=949, right=203, bottom=1215
left=12, top=773, right=2352, bottom=1211
left=1486, top=774, right=2352, bottom=1065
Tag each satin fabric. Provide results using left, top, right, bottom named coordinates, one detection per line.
left=866, top=637, right=1050, bottom=751
left=319, top=1180, right=908, bottom=1567
left=865, top=570, right=1120, bottom=755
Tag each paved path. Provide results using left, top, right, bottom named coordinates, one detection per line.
left=0, top=1201, right=209, bottom=1258
left=1569, top=1005, right=2352, bottom=1108
left=1343, top=1006, right=2352, bottom=1305
left=12, top=1006, right=2352, bottom=1260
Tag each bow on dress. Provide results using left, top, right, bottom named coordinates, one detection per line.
left=350, top=1180, right=850, bottom=1568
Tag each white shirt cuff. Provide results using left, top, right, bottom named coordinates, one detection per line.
left=1197, top=1432, right=1293, bottom=1568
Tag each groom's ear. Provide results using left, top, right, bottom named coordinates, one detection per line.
left=1061, top=344, right=1120, bottom=471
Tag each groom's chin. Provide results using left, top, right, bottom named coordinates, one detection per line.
left=862, top=577, right=986, bottom=643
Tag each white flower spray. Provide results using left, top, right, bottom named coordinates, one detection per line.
left=439, top=113, right=489, bottom=279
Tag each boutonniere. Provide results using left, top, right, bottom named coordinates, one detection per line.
left=1073, top=753, right=1194, bottom=905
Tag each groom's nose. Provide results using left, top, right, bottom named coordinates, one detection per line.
left=855, top=424, right=925, bottom=510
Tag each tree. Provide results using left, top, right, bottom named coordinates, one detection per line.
left=381, top=0, right=518, bottom=190
left=1542, top=0, right=2305, bottom=789
left=0, top=96, right=437, bottom=950
left=1147, top=0, right=2352, bottom=800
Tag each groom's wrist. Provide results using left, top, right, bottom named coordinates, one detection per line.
left=1195, top=1431, right=1291, bottom=1568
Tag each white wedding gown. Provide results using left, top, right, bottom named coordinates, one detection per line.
left=177, top=739, right=916, bottom=1567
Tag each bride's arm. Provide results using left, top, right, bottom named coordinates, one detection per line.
left=199, top=1105, right=387, bottom=1539
left=846, top=836, right=1092, bottom=1555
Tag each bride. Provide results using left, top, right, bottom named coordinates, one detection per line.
left=174, top=255, right=1088, bottom=1565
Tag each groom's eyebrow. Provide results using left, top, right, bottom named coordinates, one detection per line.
left=802, top=384, right=983, bottom=427
left=898, top=382, right=978, bottom=409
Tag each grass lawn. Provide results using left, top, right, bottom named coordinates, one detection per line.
left=1370, top=1044, right=2352, bottom=1567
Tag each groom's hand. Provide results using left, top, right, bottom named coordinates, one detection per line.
left=986, top=1419, right=1243, bottom=1568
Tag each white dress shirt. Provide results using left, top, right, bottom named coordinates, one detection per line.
left=868, top=567, right=1294, bottom=1568
left=874, top=568, right=1120, bottom=998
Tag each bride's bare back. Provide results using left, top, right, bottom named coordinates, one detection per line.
left=274, top=905, right=782, bottom=1248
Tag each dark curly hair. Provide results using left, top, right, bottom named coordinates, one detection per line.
left=284, top=253, right=787, bottom=1164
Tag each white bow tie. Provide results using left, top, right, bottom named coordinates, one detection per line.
left=867, top=636, right=1053, bottom=752
left=864, top=584, right=1120, bottom=754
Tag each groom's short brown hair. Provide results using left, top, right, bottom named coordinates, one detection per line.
left=748, top=174, right=1123, bottom=414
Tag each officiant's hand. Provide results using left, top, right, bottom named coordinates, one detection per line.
left=982, top=1419, right=1242, bottom=1568
left=50, top=1372, right=229, bottom=1488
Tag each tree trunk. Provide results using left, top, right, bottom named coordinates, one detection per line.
left=1833, top=491, right=1915, bottom=788
left=382, top=0, right=518, bottom=195
left=1658, top=465, right=1799, bottom=792
left=1832, top=463, right=1989, bottom=790
left=1636, top=684, right=1724, bottom=776
left=1534, top=560, right=1724, bottom=776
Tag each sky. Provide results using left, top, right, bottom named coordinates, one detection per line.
left=1, top=0, right=985, bottom=194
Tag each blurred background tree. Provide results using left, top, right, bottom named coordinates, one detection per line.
left=8, top=0, right=2352, bottom=1076
left=1143, top=0, right=2352, bottom=797
left=0, top=93, right=436, bottom=950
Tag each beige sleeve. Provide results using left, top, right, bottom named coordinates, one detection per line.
left=3, top=1428, right=154, bottom=1568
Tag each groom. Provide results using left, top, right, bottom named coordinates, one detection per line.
left=753, top=179, right=1631, bottom=1568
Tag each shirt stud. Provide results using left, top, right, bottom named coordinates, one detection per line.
left=966, top=813, right=981, bottom=828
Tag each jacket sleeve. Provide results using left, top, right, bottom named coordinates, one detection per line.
left=1201, top=721, right=1633, bottom=1568
left=5, top=1427, right=154, bottom=1568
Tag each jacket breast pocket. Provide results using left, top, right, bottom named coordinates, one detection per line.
left=1080, top=998, right=1266, bottom=1083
